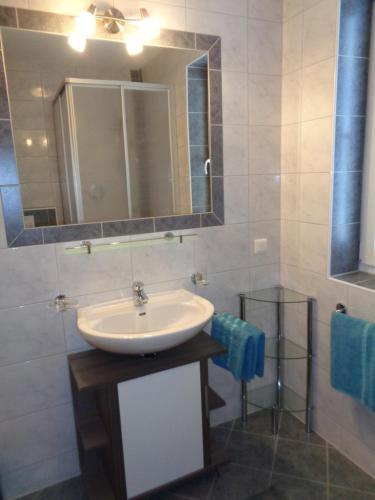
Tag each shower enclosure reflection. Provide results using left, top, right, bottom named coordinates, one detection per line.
left=55, top=80, right=176, bottom=222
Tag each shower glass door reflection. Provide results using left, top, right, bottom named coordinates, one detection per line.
left=123, top=85, right=175, bottom=219
left=72, top=84, right=129, bottom=222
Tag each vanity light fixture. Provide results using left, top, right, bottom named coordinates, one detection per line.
left=68, top=4, right=160, bottom=56
left=68, top=31, right=87, bottom=52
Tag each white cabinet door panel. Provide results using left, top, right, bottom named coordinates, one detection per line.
left=118, top=362, right=204, bottom=498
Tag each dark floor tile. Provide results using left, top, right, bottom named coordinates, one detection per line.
left=271, top=474, right=326, bottom=500
left=232, top=410, right=274, bottom=437
left=330, top=485, right=375, bottom=500
left=329, top=448, right=375, bottom=493
left=274, top=440, right=327, bottom=483
left=209, top=463, right=271, bottom=500
left=213, top=419, right=233, bottom=431
left=17, top=494, right=36, bottom=500
left=227, top=429, right=275, bottom=471
left=251, top=474, right=327, bottom=500
left=145, top=491, right=186, bottom=500
left=168, top=469, right=216, bottom=499
left=278, top=413, right=325, bottom=446
left=31, top=477, right=87, bottom=500
left=211, top=426, right=231, bottom=450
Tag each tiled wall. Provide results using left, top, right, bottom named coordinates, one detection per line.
left=0, top=1, right=281, bottom=498
left=281, top=0, right=375, bottom=482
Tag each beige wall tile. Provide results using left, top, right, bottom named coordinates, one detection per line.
left=187, top=0, right=247, bottom=17
left=222, top=71, right=248, bottom=125
left=301, top=58, right=335, bottom=121
left=249, top=74, right=281, bottom=125
left=302, top=0, right=338, bottom=67
left=281, top=123, right=301, bottom=173
left=299, top=172, right=330, bottom=224
left=223, top=125, right=249, bottom=175
left=248, top=0, right=282, bottom=22
left=249, top=174, right=280, bottom=221
left=301, top=117, right=333, bottom=172
left=224, top=176, right=249, bottom=224
left=282, top=13, right=302, bottom=74
left=283, top=0, right=303, bottom=20
left=249, top=125, right=281, bottom=174
left=281, top=219, right=300, bottom=266
left=282, top=70, right=301, bottom=125
left=281, top=173, right=300, bottom=220
left=299, top=222, right=328, bottom=275
left=248, top=18, right=282, bottom=75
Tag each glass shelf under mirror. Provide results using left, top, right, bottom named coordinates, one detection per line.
left=247, top=384, right=306, bottom=414
left=265, top=337, right=308, bottom=360
left=240, top=286, right=310, bottom=304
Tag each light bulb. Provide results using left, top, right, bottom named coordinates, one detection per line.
left=68, top=32, right=87, bottom=53
left=76, top=10, right=96, bottom=37
left=126, top=36, right=144, bottom=56
left=140, top=16, right=160, bottom=40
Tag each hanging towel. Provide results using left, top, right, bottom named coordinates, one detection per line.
left=211, top=313, right=265, bottom=382
left=331, top=312, right=375, bottom=412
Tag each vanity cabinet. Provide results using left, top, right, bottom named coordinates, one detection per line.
left=68, top=332, right=226, bottom=500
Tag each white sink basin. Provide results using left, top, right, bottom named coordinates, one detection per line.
left=77, top=289, right=214, bottom=355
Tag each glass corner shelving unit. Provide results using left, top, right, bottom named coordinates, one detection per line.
left=239, top=286, right=314, bottom=434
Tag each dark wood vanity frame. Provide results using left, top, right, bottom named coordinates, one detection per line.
left=68, top=332, right=227, bottom=500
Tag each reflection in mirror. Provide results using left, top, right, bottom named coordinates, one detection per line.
left=2, top=28, right=210, bottom=226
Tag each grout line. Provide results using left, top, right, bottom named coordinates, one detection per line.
left=206, top=473, right=216, bottom=500
left=268, top=469, right=327, bottom=487
left=0, top=400, right=72, bottom=426
left=326, top=442, right=330, bottom=500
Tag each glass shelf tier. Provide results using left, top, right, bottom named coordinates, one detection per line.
left=247, top=384, right=306, bottom=413
left=240, top=286, right=311, bottom=304
left=265, top=337, right=308, bottom=360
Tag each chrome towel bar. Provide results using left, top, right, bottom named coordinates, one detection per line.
left=336, top=303, right=347, bottom=314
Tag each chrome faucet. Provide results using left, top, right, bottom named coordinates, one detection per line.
left=132, top=281, right=148, bottom=306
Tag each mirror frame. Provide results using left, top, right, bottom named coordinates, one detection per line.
left=0, top=5, right=223, bottom=247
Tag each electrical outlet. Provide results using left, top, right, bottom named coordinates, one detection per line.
left=254, top=238, right=268, bottom=255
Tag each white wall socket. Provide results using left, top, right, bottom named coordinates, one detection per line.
left=254, top=238, right=268, bottom=254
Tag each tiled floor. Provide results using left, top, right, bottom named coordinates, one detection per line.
left=19, top=411, right=375, bottom=500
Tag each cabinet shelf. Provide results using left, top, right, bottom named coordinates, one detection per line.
left=78, top=416, right=109, bottom=453
left=247, top=384, right=306, bottom=413
left=265, top=337, right=308, bottom=360
left=207, top=386, right=226, bottom=411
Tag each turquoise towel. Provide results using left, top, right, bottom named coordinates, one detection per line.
left=331, top=312, right=375, bottom=412
left=212, top=313, right=265, bottom=382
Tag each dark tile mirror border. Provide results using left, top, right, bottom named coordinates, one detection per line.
left=0, top=6, right=223, bottom=247
left=330, top=0, right=372, bottom=276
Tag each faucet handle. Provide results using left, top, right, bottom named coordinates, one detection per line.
left=133, top=281, right=144, bottom=291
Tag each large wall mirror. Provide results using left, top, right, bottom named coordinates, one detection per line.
left=0, top=7, right=223, bottom=246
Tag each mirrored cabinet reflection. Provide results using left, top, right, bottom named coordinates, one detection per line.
left=2, top=28, right=211, bottom=227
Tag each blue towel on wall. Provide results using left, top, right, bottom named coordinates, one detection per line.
left=331, top=312, right=375, bottom=412
left=212, top=313, right=265, bottom=382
